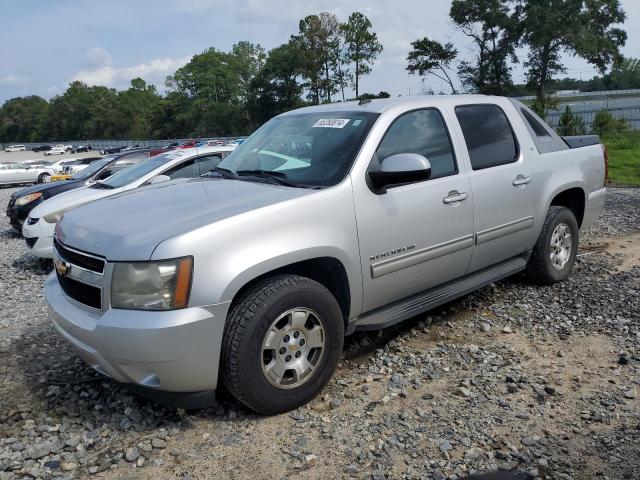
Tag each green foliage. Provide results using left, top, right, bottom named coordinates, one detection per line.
left=591, top=110, right=629, bottom=137
left=556, top=106, right=586, bottom=136
left=520, top=0, right=626, bottom=112
left=602, top=131, right=640, bottom=186
left=341, top=12, right=383, bottom=98
left=450, top=0, right=520, bottom=95
left=406, top=37, right=459, bottom=93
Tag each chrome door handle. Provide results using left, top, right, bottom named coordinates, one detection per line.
left=513, top=175, right=532, bottom=186
left=443, top=191, right=469, bottom=204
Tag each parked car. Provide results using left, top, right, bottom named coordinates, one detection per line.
left=61, top=156, right=102, bottom=175
left=24, top=146, right=234, bottom=257
left=206, top=140, right=225, bottom=147
left=100, top=146, right=125, bottom=155
left=45, top=146, right=67, bottom=156
left=71, top=144, right=92, bottom=153
left=0, top=162, right=56, bottom=186
left=5, top=145, right=26, bottom=152
left=32, top=145, right=52, bottom=152
left=44, top=96, right=607, bottom=414
left=6, top=151, right=149, bottom=231
left=44, top=158, right=80, bottom=173
left=149, top=142, right=179, bottom=157
left=226, top=138, right=244, bottom=147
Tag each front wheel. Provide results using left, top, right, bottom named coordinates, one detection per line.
left=38, top=173, right=51, bottom=183
left=525, top=206, right=579, bottom=284
left=221, top=274, right=344, bottom=414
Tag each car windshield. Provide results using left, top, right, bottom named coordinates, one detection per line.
left=72, top=156, right=115, bottom=180
left=99, top=152, right=178, bottom=188
left=215, top=111, right=379, bottom=187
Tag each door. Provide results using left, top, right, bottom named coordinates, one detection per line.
left=354, top=108, right=475, bottom=313
left=454, top=104, right=534, bottom=272
left=11, top=164, right=32, bottom=182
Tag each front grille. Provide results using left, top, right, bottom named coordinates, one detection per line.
left=56, top=271, right=102, bottom=309
left=54, top=239, right=105, bottom=274
left=25, top=237, right=38, bottom=249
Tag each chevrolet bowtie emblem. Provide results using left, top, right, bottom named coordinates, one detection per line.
left=55, top=260, right=69, bottom=276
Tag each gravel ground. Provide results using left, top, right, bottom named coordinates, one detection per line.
left=0, top=186, right=638, bottom=480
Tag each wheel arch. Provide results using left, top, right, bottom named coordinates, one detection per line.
left=223, top=255, right=354, bottom=328
left=549, top=186, right=586, bottom=227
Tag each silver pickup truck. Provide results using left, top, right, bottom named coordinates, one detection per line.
left=45, top=96, right=607, bottom=414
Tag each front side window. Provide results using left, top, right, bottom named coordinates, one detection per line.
left=455, top=104, right=518, bottom=170
left=375, top=109, right=457, bottom=179
left=163, top=159, right=196, bottom=179
left=198, top=154, right=223, bottom=176
left=217, top=111, right=379, bottom=187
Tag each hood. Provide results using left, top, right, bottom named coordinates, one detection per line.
left=56, top=178, right=314, bottom=261
left=12, top=179, right=80, bottom=199
left=29, top=184, right=122, bottom=218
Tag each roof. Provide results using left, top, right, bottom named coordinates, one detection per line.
left=280, top=94, right=491, bottom=116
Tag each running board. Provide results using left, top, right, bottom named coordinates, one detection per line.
left=351, top=255, right=528, bottom=332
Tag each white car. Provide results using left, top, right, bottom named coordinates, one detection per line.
left=0, top=162, right=56, bottom=185
left=5, top=145, right=26, bottom=152
left=45, top=146, right=67, bottom=156
left=23, top=145, right=235, bottom=258
left=38, top=158, right=79, bottom=173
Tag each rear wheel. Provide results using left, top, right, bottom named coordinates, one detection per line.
left=38, top=173, right=51, bottom=183
left=221, top=274, right=344, bottom=414
left=525, top=206, right=579, bottom=284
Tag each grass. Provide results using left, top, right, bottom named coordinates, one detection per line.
left=602, top=132, right=640, bottom=186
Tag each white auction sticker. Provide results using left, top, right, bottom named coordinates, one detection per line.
left=313, top=118, right=350, bottom=128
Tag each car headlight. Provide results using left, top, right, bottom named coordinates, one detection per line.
left=43, top=209, right=68, bottom=223
left=15, top=192, right=43, bottom=206
left=111, top=257, right=193, bottom=310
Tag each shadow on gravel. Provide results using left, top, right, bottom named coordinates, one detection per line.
left=0, top=226, right=20, bottom=239
left=12, top=253, right=52, bottom=275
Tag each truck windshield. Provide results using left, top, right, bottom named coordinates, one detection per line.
left=216, top=111, right=379, bottom=187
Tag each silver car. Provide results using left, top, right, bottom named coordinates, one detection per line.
left=0, top=162, right=55, bottom=185
left=46, top=96, right=607, bottom=414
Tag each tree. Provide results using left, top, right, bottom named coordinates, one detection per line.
left=520, top=0, right=627, bottom=112
left=0, top=96, right=49, bottom=142
left=247, top=41, right=307, bottom=125
left=450, top=0, right=521, bottom=95
left=407, top=38, right=458, bottom=94
left=591, top=110, right=629, bottom=137
left=293, top=13, right=342, bottom=104
left=341, top=12, right=383, bottom=98
left=556, top=106, right=586, bottom=136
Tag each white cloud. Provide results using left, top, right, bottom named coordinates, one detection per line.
left=84, top=47, right=113, bottom=68
left=71, top=53, right=191, bottom=90
left=0, top=74, right=26, bottom=84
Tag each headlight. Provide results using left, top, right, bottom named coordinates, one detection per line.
left=15, top=192, right=42, bottom=206
left=43, top=209, right=68, bottom=223
left=111, top=257, right=193, bottom=310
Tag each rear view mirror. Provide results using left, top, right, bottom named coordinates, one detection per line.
left=368, top=153, right=432, bottom=191
left=147, top=174, right=170, bottom=185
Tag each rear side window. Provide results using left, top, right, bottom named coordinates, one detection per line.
left=455, top=105, right=518, bottom=170
left=376, top=109, right=457, bottom=178
left=521, top=108, right=550, bottom=137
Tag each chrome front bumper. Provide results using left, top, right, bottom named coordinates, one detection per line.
left=45, top=272, right=231, bottom=393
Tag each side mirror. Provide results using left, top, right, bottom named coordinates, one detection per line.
left=147, top=174, right=170, bottom=185
left=368, top=153, right=431, bottom=191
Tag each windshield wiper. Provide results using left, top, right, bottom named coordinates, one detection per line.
left=206, top=167, right=236, bottom=179
left=91, top=182, right=115, bottom=189
left=236, top=170, right=319, bottom=189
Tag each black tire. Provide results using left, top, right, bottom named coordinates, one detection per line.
left=525, top=206, right=579, bottom=285
left=37, top=172, right=50, bottom=184
left=221, top=274, right=344, bottom=415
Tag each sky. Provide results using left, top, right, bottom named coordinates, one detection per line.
left=1, top=0, right=639, bottom=104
